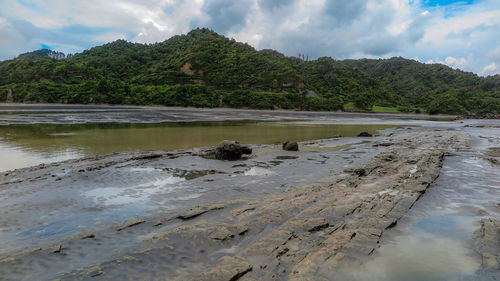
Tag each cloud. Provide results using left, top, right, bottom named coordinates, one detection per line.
left=258, top=0, right=296, bottom=11
left=482, top=63, right=497, bottom=76
left=0, top=0, right=499, bottom=75
left=425, top=56, right=468, bottom=70
left=322, top=0, right=367, bottom=27
left=445, top=56, right=467, bottom=68
left=190, top=0, right=254, bottom=33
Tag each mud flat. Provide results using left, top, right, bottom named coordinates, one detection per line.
left=1, top=119, right=488, bottom=281
left=0, top=103, right=455, bottom=124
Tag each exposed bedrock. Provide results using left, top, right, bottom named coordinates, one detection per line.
left=473, top=218, right=500, bottom=271
left=0, top=129, right=470, bottom=280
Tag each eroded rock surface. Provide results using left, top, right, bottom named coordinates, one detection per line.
left=0, top=128, right=472, bottom=281
left=475, top=218, right=500, bottom=271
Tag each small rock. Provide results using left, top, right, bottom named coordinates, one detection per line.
left=87, top=266, right=104, bottom=277
left=354, top=168, right=367, bottom=177
left=373, top=142, right=392, bottom=147
left=209, top=227, right=234, bottom=241
left=358, top=132, right=372, bottom=137
left=476, top=209, right=489, bottom=216
left=283, top=141, right=299, bottom=151
left=275, top=246, right=289, bottom=257
left=80, top=230, right=95, bottom=239
left=215, top=141, right=243, bottom=161
left=52, top=244, right=62, bottom=253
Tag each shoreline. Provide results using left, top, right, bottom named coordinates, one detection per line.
left=0, top=103, right=456, bottom=125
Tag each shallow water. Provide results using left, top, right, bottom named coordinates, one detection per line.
left=0, top=121, right=394, bottom=171
left=341, top=123, right=500, bottom=281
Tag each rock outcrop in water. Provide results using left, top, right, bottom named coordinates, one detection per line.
left=215, top=141, right=243, bottom=160
left=358, top=132, right=373, bottom=137
left=283, top=141, right=299, bottom=151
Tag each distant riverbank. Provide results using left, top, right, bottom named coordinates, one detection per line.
left=0, top=103, right=456, bottom=124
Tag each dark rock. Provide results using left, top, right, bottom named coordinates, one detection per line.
left=485, top=157, right=500, bottom=165
left=373, top=142, right=392, bottom=147
left=354, top=168, right=367, bottom=177
left=358, top=132, right=372, bottom=137
left=215, top=141, right=243, bottom=160
left=241, top=145, right=252, bottom=155
left=282, top=141, right=299, bottom=151
left=327, top=135, right=342, bottom=139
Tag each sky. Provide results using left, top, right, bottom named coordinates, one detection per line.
left=0, top=0, right=499, bottom=76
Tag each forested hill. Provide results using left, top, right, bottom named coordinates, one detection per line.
left=0, top=28, right=499, bottom=114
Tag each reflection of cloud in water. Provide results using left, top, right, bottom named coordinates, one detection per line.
left=244, top=167, right=276, bottom=176
left=0, top=142, right=83, bottom=172
left=349, top=230, right=479, bottom=281
left=84, top=175, right=184, bottom=206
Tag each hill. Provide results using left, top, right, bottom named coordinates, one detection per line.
left=0, top=28, right=498, bottom=114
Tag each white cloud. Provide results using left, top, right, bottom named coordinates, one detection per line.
left=94, top=32, right=128, bottom=43
left=444, top=56, right=467, bottom=68
left=482, top=63, right=497, bottom=75
left=0, top=0, right=499, bottom=76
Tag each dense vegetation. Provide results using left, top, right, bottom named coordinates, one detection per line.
left=1, top=28, right=499, bottom=114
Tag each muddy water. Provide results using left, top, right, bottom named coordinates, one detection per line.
left=0, top=121, right=393, bottom=172
left=343, top=121, right=500, bottom=281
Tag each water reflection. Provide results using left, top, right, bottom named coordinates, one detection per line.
left=350, top=217, right=479, bottom=281
left=342, top=125, right=500, bottom=281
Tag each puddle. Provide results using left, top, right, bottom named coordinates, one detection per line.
left=340, top=126, right=500, bottom=281
left=276, top=156, right=299, bottom=160
left=349, top=227, right=479, bottom=281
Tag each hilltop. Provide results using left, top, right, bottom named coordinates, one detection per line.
left=0, top=28, right=499, bottom=114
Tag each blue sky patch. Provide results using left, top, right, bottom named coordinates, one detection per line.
left=422, top=0, right=476, bottom=7
left=40, top=43, right=52, bottom=50
left=17, top=0, right=41, bottom=10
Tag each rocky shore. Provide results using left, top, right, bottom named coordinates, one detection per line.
left=0, top=124, right=481, bottom=280
left=457, top=113, right=500, bottom=120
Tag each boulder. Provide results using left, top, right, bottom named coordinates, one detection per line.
left=241, top=145, right=252, bottom=155
left=358, top=132, right=372, bottom=137
left=283, top=141, right=299, bottom=151
left=215, top=141, right=242, bottom=160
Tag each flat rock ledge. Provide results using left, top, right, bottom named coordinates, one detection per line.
left=475, top=218, right=500, bottom=271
